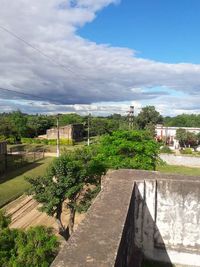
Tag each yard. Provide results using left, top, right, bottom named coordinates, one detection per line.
left=0, top=157, right=53, bottom=207
left=157, top=164, right=200, bottom=176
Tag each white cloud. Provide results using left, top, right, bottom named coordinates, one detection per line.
left=0, top=0, right=200, bottom=115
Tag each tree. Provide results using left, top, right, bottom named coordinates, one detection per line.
left=98, top=130, right=160, bottom=171
left=9, top=226, right=58, bottom=267
left=176, top=129, right=198, bottom=148
left=136, top=106, right=163, bottom=130
left=10, top=110, right=28, bottom=139
left=0, top=211, right=58, bottom=267
left=27, top=146, right=106, bottom=238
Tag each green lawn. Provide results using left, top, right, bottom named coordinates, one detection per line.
left=8, top=143, right=85, bottom=153
left=0, top=157, right=53, bottom=208
left=157, top=164, right=200, bottom=176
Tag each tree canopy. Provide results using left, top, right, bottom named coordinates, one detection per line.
left=98, top=130, right=160, bottom=170
left=0, top=210, right=58, bottom=267
left=27, top=146, right=106, bottom=237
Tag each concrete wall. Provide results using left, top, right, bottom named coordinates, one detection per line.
left=135, top=179, right=200, bottom=266
left=52, top=170, right=200, bottom=267
left=160, top=153, right=200, bottom=167
left=47, top=124, right=84, bottom=141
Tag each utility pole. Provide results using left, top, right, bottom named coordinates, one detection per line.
left=127, top=106, right=134, bottom=130
left=87, top=113, right=91, bottom=146
left=56, top=114, right=60, bottom=157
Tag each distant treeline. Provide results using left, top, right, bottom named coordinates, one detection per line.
left=0, top=111, right=127, bottom=143
left=1, top=107, right=200, bottom=144
left=163, top=114, right=200, bottom=128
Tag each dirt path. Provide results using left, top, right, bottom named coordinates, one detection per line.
left=4, top=195, right=85, bottom=234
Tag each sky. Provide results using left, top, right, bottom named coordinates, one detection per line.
left=0, top=0, right=200, bottom=116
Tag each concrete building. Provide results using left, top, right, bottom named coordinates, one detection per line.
left=46, top=124, right=84, bottom=141
left=0, top=141, right=7, bottom=155
left=52, top=170, right=200, bottom=267
left=156, top=124, right=200, bottom=148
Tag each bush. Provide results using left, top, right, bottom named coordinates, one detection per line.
left=6, top=137, right=16, bottom=144
left=160, top=146, right=173, bottom=154
left=21, top=138, right=74, bottom=146
left=0, top=212, right=59, bottom=267
left=180, top=148, right=193, bottom=155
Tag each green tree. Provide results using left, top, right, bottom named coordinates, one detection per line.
left=136, top=106, right=163, bottom=130
left=27, top=146, right=106, bottom=238
left=176, top=129, right=187, bottom=147
left=98, top=130, right=159, bottom=170
left=0, top=211, right=58, bottom=267
left=10, top=110, right=28, bottom=139
left=9, top=226, right=58, bottom=267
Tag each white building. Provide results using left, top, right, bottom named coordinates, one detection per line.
left=155, top=125, right=200, bottom=149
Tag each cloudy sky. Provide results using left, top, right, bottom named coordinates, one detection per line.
left=1, top=0, right=200, bottom=116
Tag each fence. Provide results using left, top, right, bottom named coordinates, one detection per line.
left=0, top=151, right=45, bottom=177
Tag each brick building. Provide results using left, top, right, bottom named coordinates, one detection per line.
left=46, top=124, right=84, bottom=141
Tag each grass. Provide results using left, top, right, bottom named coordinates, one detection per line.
left=8, top=143, right=85, bottom=153
left=0, top=157, right=53, bottom=208
left=157, top=164, right=200, bottom=176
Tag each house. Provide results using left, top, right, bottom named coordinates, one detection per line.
left=155, top=124, right=200, bottom=149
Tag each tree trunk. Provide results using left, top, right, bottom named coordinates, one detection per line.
left=69, top=206, right=76, bottom=235
left=56, top=203, right=69, bottom=240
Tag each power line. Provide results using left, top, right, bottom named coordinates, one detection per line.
left=0, top=25, right=80, bottom=78
left=0, top=25, right=97, bottom=85
left=0, top=86, right=65, bottom=105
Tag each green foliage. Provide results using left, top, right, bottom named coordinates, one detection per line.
left=136, top=106, right=163, bottom=130
left=0, top=210, right=11, bottom=229
left=176, top=129, right=198, bottom=148
left=180, top=148, right=193, bottom=155
left=160, top=146, right=173, bottom=154
left=98, top=130, right=160, bottom=170
left=27, top=146, right=106, bottom=235
left=9, top=226, right=58, bottom=267
left=76, top=185, right=101, bottom=213
left=59, top=113, right=84, bottom=126
left=0, top=212, right=58, bottom=267
left=164, top=114, right=200, bottom=127
left=89, top=117, right=120, bottom=136
left=21, top=138, right=74, bottom=146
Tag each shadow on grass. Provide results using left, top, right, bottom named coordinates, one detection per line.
left=0, top=161, right=43, bottom=184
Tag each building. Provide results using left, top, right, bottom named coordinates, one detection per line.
left=46, top=124, right=84, bottom=141
left=0, top=141, right=7, bottom=155
left=155, top=124, right=200, bottom=148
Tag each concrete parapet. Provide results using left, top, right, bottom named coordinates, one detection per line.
left=52, top=170, right=200, bottom=267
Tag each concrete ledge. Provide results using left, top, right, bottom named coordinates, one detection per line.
left=52, top=170, right=200, bottom=267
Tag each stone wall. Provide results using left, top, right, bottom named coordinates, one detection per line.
left=52, top=170, right=200, bottom=267
left=160, top=153, right=200, bottom=167
left=47, top=124, right=84, bottom=141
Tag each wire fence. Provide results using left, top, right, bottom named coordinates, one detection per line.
left=0, top=151, right=45, bottom=177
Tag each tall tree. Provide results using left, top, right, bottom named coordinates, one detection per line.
left=136, top=106, right=163, bottom=130
left=10, top=110, right=28, bottom=139
left=27, top=146, right=106, bottom=238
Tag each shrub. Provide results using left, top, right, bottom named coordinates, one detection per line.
left=0, top=212, right=59, bottom=267
left=21, top=138, right=74, bottom=146
left=160, top=146, right=173, bottom=154
left=180, top=148, right=193, bottom=155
